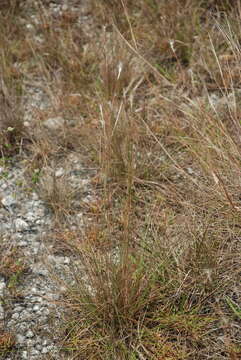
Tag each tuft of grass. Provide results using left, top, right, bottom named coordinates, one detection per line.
left=0, top=2, right=26, bottom=158
left=51, top=2, right=241, bottom=359
left=0, top=329, right=16, bottom=358
left=0, top=79, right=24, bottom=157
left=36, top=165, right=76, bottom=220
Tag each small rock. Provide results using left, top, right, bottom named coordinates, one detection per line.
left=14, top=218, right=29, bottom=232
left=0, top=279, right=6, bottom=296
left=16, top=334, right=25, bottom=345
left=35, top=336, right=42, bottom=344
left=23, top=120, right=30, bottom=127
left=55, top=167, right=65, bottom=177
left=26, top=23, right=35, bottom=32
left=22, top=350, right=28, bottom=359
left=63, top=257, right=70, bottom=265
left=43, top=116, right=65, bottom=131
left=1, top=195, right=17, bottom=208
left=62, top=4, right=68, bottom=11
left=60, top=285, right=67, bottom=293
left=41, top=347, right=49, bottom=354
left=1, top=183, right=7, bottom=190
left=18, top=240, right=28, bottom=247
left=35, top=219, right=43, bottom=225
left=25, top=212, right=37, bottom=222
left=14, top=306, right=23, bottom=313
left=32, top=243, right=40, bottom=255
left=11, top=312, right=20, bottom=320
left=187, top=167, right=194, bottom=175
left=0, top=303, right=4, bottom=320
left=35, top=344, right=43, bottom=351
left=42, top=339, right=50, bottom=346
left=32, top=304, right=41, bottom=312
left=32, top=192, right=39, bottom=200
left=32, top=296, right=43, bottom=303
left=42, top=308, right=50, bottom=316
left=26, top=329, right=34, bottom=338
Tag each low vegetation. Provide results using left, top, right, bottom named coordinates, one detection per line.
left=0, top=0, right=240, bottom=359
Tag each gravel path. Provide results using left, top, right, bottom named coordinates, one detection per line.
left=0, top=154, right=94, bottom=359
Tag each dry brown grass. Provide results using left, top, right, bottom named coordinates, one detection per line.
left=0, top=0, right=240, bottom=359
left=0, top=239, right=28, bottom=357
left=0, top=329, right=16, bottom=358
left=0, top=2, right=26, bottom=158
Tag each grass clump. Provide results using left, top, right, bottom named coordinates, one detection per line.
left=0, top=329, right=16, bottom=358
left=53, top=1, right=241, bottom=359
left=0, top=3, right=26, bottom=158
